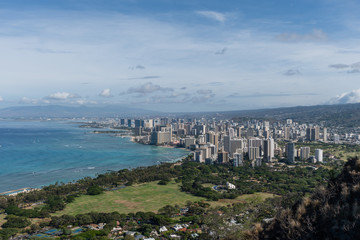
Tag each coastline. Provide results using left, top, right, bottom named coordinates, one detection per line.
left=0, top=125, right=189, bottom=195
left=0, top=121, right=189, bottom=194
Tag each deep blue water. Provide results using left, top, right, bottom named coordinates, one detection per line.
left=0, top=120, right=188, bottom=193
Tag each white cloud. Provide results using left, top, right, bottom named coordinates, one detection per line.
left=0, top=96, right=3, bottom=102
left=99, top=89, right=112, bottom=98
left=328, top=88, right=360, bottom=104
left=196, top=11, right=227, bottom=23
left=0, top=7, right=359, bottom=111
left=44, top=92, right=80, bottom=100
left=20, top=97, right=41, bottom=104
left=126, top=82, right=173, bottom=94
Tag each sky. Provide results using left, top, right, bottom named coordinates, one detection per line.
left=0, top=0, right=360, bottom=112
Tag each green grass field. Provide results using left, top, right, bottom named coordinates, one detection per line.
left=54, top=181, right=205, bottom=216
left=209, top=192, right=276, bottom=208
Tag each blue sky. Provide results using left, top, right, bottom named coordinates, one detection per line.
left=0, top=0, right=360, bottom=112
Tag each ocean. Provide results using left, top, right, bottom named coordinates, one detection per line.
left=0, top=120, right=188, bottom=193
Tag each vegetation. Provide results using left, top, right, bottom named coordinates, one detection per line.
left=87, top=185, right=104, bottom=195
left=252, top=157, right=360, bottom=239
left=1, top=215, right=31, bottom=228
left=0, top=228, right=18, bottom=240
left=55, top=181, right=204, bottom=216
left=0, top=155, right=345, bottom=239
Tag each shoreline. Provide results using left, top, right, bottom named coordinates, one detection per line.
left=1, top=129, right=189, bottom=195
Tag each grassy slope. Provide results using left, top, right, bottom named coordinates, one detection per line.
left=209, top=192, right=276, bottom=208
left=54, top=181, right=205, bottom=216
left=0, top=214, right=6, bottom=229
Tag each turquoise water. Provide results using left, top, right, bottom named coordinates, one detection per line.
left=0, top=120, right=188, bottom=193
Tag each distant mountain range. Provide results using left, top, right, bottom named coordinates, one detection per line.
left=178, top=103, right=360, bottom=127
left=0, top=105, right=158, bottom=118
left=1, top=103, right=360, bottom=127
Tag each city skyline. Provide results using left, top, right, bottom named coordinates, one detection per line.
left=0, top=0, right=360, bottom=112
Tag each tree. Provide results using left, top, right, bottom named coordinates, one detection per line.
left=2, top=216, right=31, bottom=228
left=86, top=185, right=104, bottom=195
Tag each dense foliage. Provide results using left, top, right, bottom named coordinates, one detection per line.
left=87, top=185, right=104, bottom=195
left=0, top=155, right=343, bottom=239
left=255, top=157, right=360, bottom=239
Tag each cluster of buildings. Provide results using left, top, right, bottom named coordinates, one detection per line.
left=116, top=117, right=333, bottom=166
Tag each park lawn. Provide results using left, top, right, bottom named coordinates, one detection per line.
left=54, top=181, right=205, bottom=216
left=207, top=192, right=277, bottom=208
left=336, top=151, right=359, bottom=161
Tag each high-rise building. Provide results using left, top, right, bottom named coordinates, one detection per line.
left=223, top=135, right=231, bottom=153
left=264, top=121, right=270, bottom=131
left=284, top=127, right=290, bottom=140
left=264, top=130, right=271, bottom=139
left=263, top=139, right=274, bottom=162
left=248, top=138, right=262, bottom=148
left=286, top=142, right=295, bottom=164
left=134, top=127, right=142, bottom=136
left=248, top=147, right=260, bottom=160
left=315, top=149, right=323, bottom=163
left=246, top=129, right=255, bottom=138
left=214, top=133, right=219, bottom=152
left=194, top=150, right=205, bottom=163
left=323, top=128, right=327, bottom=142
left=229, top=138, right=245, bottom=157
left=184, top=137, right=196, bottom=148
left=150, top=131, right=172, bottom=145
left=218, top=152, right=229, bottom=163
left=300, top=147, right=310, bottom=160
left=193, top=124, right=206, bottom=135
left=233, top=151, right=244, bottom=167
left=144, top=119, right=154, bottom=129
left=228, top=128, right=235, bottom=138
left=306, top=127, right=312, bottom=141
left=135, top=119, right=145, bottom=128
left=311, top=126, right=320, bottom=141
left=206, top=131, right=219, bottom=151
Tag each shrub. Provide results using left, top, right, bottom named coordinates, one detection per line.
left=86, top=185, right=104, bottom=195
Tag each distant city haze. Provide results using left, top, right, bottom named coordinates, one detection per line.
left=0, top=0, right=360, bottom=112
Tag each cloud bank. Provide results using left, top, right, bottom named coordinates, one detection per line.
left=328, top=88, right=360, bottom=104
left=44, top=92, right=80, bottom=100
left=328, top=62, right=360, bottom=73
